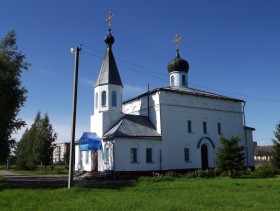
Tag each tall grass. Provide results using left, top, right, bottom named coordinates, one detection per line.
left=1, top=177, right=280, bottom=210
left=6, top=165, right=68, bottom=175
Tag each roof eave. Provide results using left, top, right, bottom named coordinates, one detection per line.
left=123, top=87, right=244, bottom=104
left=103, top=135, right=162, bottom=140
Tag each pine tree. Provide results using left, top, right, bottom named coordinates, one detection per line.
left=0, top=30, right=30, bottom=164
left=215, top=136, right=245, bottom=177
left=271, top=122, right=280, bottom=170
left=15, top=112, right=57, bottom=169
left=38, top=113, right=57, bottom=167
left=15, top=129, right=30, bottom=169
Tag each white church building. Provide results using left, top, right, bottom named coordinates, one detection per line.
left=75, top=24, right=255, bottom=176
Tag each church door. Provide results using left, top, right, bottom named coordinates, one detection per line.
left=93, top=150, right=98, bottom=171
left=201, top=144, right=209, bottom=169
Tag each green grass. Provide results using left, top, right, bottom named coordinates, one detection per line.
left=4, top=165, right=68, bottom=175
left=1, top=177, right=280, bottom=210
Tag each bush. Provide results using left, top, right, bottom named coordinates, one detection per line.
left=138, top=173, right=176, bottom=183
left=254, top=166, right=277, bottom=178
left=185, top=169, right=222, bottom=178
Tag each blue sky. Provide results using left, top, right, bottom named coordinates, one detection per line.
left=1, top=0, right=280, bottom=145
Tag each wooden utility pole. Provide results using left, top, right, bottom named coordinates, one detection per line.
left=68, top=47, right=81, bottom=189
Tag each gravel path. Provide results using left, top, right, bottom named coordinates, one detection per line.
left=0, top=170, right=19, bottom=176
left=0, top=170, right=68, bottom=188
left=0, top=170, right=132, bottom=189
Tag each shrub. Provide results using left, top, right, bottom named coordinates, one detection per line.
left=185, top=169, right=221, bottom=178
left=137, top=172, right=177, bottom=183
left=254, top=166, right=277, bottom=178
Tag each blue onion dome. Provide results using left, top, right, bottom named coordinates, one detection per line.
left=167, top=50, right=189, bottom=73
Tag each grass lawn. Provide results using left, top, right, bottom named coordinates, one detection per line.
left=1, top=177, right=280, bottom=210
left=0, top=165, right=68, bottom=175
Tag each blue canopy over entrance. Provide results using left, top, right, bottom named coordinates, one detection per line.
left=79, top=132, right=102, bottom=151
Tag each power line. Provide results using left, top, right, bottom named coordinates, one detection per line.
left=83, top=44, right=164, bottom=75
left=190, top=83, right=280, bottom=102
left=248, top=118, right=279, bottom=125
left=82, top=44, right=280, bottom=103
left=83, top=49, right=168, bottom=82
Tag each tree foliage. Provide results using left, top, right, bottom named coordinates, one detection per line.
left=16, top=112, right=57, bottom=169
left=271, top=122, right=280, bottom=170
left=215, top=136, right=245, bottom=177
left=0, top=30, right=30, bottom=164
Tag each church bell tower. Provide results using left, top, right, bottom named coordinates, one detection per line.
left=91, top=11, right=123, bottom=137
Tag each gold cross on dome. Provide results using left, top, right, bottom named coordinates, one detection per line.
left=173, top=34, right=182, bottom=50
left=106, top=11, right=114, bottom=29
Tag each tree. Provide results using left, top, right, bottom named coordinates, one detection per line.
left=271, top=122, right=280, bottom=170
left=215, top=136, right=245, bottom=177
left=0, top=30, right=30, bottom=164
left=15, top=112, right=57, bottom=169
left=37, top=113, right=57, bottom=166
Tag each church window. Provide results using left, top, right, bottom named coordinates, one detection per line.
left=184, top=148, right=190, bottom=162
left=187, top=120, right=192, bottom=133
left=112, top=91, right=117, bottom=107
left=146, top=148, right=152, bottom=163
left=171, top=76, right=174, bottom=86
left=105, top=147, right=109, bottom=164
left=182, top=75, right=186, bottom=86
left=203, top=121, right=207, bottom=134
left=95, top=93, right=98, bottom=108
left=102, top=91, right=106, bottom=107
left=218, top=122, right=222, bottom=135
left=130, top=148, right=138, bottom=163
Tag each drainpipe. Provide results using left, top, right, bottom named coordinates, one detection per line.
left=243, top=101, right=249, bottom=168
left=112, top=140, right=116, bottom=179
left=159, top=149, right=162, bottom=171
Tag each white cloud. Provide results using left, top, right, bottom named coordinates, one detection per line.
left=12, top=84, right=146, bottom=143
left=12, top=119, right=33, bottom=141
left=54, top=123, right=87, bottom=143
left=123, top=84, right=147, bottom=100
left=35, top=68, right=60, bottom=79
left=12, top=119, right=86, bottom=143
left=80, top=76, right=94, bottom=87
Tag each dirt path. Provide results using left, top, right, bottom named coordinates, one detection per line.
left=0, top=170, right=68, bottom=188
left=0, top=170, right=132, bottom=189
left=0, top=170, right=19, bottom=176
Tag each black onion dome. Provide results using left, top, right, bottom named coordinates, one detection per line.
left=167, top=50, right=189, bottom=73
left=104, top=29, right=115, bottom=47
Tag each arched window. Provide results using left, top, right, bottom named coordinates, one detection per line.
left=146, top=143, right=154, bottom=163
left=95, top=93, right=98, bottom=108
left=112, top=91, right=117, bottom=107
left=102, top=91, right=106, bottom=107
left=171, top=76, right=174, bottom=86
left=130, top=143, right=139, bottom=163
left=182, top=75, right=186, bottom=86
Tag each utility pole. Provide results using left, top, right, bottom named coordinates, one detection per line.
left=68, top=47, right=81, bottom=189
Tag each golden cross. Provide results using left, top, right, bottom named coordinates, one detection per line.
left=106, top=11, right=114, bottom=29
left=173, top=34, right=182, bottom=50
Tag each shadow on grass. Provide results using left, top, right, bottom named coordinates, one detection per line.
left=0, top=174, right=134, bottom=191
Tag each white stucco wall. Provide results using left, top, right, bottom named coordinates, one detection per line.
left=169, top=71, right=188, bottom=87
left=78, top=87, right=254, bottom=173
left=119, top=89, right=253, bottom=171
left=75, top=145, right=94, bottom=171
left=113, top=138, right=162, bottom=171
left=245, top=128, right=255, bottom=167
